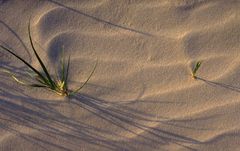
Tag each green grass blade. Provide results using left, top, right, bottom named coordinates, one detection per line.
left=28, top=21, right=55, bottom=88
left=70, top=61, right=97, bottom=96
left=1, top=19, right=98, bottom=97
left=35, top=76, right=48, bottom=85
left=192, top=61, right=202, bottom=79
left=60, top=50, right=65, bottom=82
left=30, top=84, right=48, bottom=88
left=25, top=70, right=49, bottom=86
left=0, top=45, right=49, bottom=84
left=193, top=61, right=201, bottom=74
left=63, top=55, right=70, bottom=90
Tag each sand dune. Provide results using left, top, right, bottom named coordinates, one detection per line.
left=1, top=0, right=240, bottom=150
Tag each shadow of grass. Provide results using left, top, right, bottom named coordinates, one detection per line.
left=71, top=94, right=202, bottom=150
left=0, top=17, right=200, bottom=151
left=0, top=75, right=204, bottom=151
left=0, top=84, right=131, bottom=151
left=197, top=77, right=240, bottom=93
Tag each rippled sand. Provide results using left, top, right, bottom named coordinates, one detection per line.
left=1, top=0, right=240, bottom=150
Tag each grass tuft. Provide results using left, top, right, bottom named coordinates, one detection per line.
left=192, top=61, right=202, bottom=79
left=0, top=21, right=97, bottom=97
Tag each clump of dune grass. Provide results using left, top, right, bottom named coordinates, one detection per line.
left=0, top=22, right=97, bottom=97
left=191, top=61, right=202, bottom=79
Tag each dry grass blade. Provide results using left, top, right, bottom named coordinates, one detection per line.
left=70, top=61, right=98, bottom=96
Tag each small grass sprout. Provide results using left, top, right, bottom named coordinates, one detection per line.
left=0, top=21, right=97, bottom=97
left=192, top=61, right=202, bottom=79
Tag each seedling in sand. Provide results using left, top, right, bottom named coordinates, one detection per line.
left=192, top=61, right=202, bottom=79
left=0, top=22, right=97, bottom=97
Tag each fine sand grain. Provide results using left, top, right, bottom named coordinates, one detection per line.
left=1, top=0, right=240, bottom=151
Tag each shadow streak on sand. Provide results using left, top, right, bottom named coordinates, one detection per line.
left=0, top=17, right=201, bottom=151
left=45, top=0, right=153, bottom=37
left=0, top=20, right=212, bottom=150
left=72, top=94, right=203, bottom=151
left=0, top=77, right=205, bottom=151
left=197, top=77, right=240, bottom=93
left=0, top=84, right=129, bottom=151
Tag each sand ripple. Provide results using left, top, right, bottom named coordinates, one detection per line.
left=1, top=0, right=240, bottom=150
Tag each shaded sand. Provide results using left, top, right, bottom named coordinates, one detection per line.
left=1, top=0, right=240, bottom=150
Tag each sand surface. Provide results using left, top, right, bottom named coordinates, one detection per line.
left=1, top=0, right=240, bottom=150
